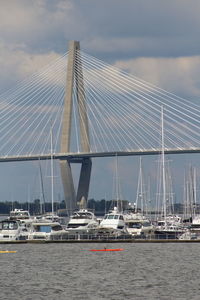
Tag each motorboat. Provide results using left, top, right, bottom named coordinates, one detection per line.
left=0, top=219, right=28, bottom=241
left=9, top=208, right=31, bottom=221
left=124, top=211, right=154, bottom=237
left=66, top=209, right=99, bottom=233
left=155, top=215, right=186, bottom=239
left=99, top=207, right=127, bottom=233
left=28, top=221, right=67, bottom=240
left=35, top=212, right=67, bottom=225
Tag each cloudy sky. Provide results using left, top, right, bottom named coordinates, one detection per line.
left=1, top=0, right=200, bottom=207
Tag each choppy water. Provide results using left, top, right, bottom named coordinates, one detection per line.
left=0, top=242, right=200, bottom=300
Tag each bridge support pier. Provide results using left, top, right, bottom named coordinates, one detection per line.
left=60, top=40, right=91, bottom=213
left=60, top=160, right=76, bottom=212
left=76, top=158, right=92, bottom=206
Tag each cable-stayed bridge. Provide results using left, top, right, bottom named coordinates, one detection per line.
left=1, top=40, right=200, bottom=211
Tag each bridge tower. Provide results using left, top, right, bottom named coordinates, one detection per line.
left=60, top=40, right=92, bottom=213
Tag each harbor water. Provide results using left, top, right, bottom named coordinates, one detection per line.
left=1, top=242, right=200, bottom=300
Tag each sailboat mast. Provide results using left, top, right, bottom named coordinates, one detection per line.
left=50, top=127, right=54, bottom=217
left=161, top=106, right=167, bottom=223
left=115, top=154, right=120, bottom=211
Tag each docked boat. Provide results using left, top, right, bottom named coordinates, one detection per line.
left=124, top=210, right=154, bottom=237
left=9, top=208, right=31, bottom=221
left=155, top=215, right=186, bottom=239
left=28, top=221, right=67, bottom=240
left=99, top=207, right=127, bottom=234
left=66, top=209, right=99, bottom=233
left=0, top=219, right=28, bottom=241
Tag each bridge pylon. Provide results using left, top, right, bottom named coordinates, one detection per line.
left=60, top=40, right=92, bottom=213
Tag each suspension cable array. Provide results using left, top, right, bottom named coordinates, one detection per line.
left=0, top=49, right=200, bottom=158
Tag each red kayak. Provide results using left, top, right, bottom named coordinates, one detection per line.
left=89, top=248, right=124, bottom=252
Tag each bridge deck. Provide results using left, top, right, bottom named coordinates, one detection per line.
left=0, top=148, right=200, bottom=162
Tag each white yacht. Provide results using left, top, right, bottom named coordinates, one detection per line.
left=124, top=210, right=154, bottom=237
left=0, top=219, right=28, bottom=241
left=35, top=212, right=67, bottom=225
left=177, top=215, right=200, bottom=240
left=99, top=207, right=127, bottom=233
left=9, top=208, right=34, bottom=235
left=155, top=215, right=186, bottom=239
left=28, top=221, right=67, bottom=240
left=66, top=209, right=99, bottom=233
left=9, top=208, right=31, bottom=221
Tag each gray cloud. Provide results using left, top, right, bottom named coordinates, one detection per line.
left=0, top=0, right=200, bottom=202
left=1, top=0, right=200, bottom=58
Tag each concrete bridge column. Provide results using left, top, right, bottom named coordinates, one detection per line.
left=60, top=40, right=91, bottom=213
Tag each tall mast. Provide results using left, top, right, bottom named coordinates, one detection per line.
left=161, top=106, right=167, bottom=224
left=50, top=126, right=54, bottom=217
left=115, top=154, right=120, bottom=211
left=136, top=156, right=143, bottom=213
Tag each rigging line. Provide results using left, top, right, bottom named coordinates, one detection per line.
left=88, top=118, right=98, bottom=153
left=0, top=65, right=66, bottom=141
left=74, top=75, right=110, bottom=152
left=0, top=54, right=68, bottom=118
left=80, top=51, right=200, bottom=114
left=70, top=77, right=101, bottom=152
left=85, top=78, right=159, bottom=151
left=74, top=62, right=114, bottom=152
left=81, top=67, right=163, bottom=149
left=53, top=98, right=65, bottom=154
left=0, top=81, right=64, bottom=156
left=81, top=83, right=120, bottom=152
left=82, top=56, right=198, bottom=131
left=32, top=98, right=63, bottom=157
left=40, top=101, right=64, bottom=155
left=83, top=69, right=163, bottom=141
left=80, top=53, right=200, bottom=131
left=18, top=83, right=65, bottom=155
left=6, top=86, right=63, bottom=156
left=73, top=64, right=91, bottom=152
left=85, top=89, right=125, bottom=151
left=163, top=121, right=199, bottom=148
left=0, top=83, right=64, bottom=155
left=113, top=91, right=198, bottom=148
left=82, top=76, right=148, bottom=151
left=81, top=62, right=197, bottom=149
left=29, top=87, right=65, bottom=155
left=0, top=61, right=66, bottom=127
left=76, top=63, right=138, bottom=152
left=83, top=63, right=200, bottom=140
left=0, top=64, right=66, bottom=134
left=82, top=85, right=108, bottom=152
left=72, top=79, right=81, bottom=153
left=0, top=52, right=68, bottom=102
left=77, top=64, right=157, bottom=150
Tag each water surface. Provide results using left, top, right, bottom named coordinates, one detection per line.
left=0, top=242, right=200, bottom=299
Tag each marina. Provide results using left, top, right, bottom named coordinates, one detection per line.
left=1, top=1, right=200, bottom=300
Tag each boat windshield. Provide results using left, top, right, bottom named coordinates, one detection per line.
left=128, top=222, right=142, bottom=229
left=142, top=222, right=151, bottom=227
left=0, top=221, right=18, bottom=230
left=72, top=213, right=92, bottom=219
left=35, top=225, right=52, bottom=233
left=105, top=215, right=115, bottom=219
left=10, top=210, right=30, bottom=219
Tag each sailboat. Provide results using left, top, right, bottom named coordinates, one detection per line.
left=155, top=107, right=185, bottom=239
left=99, top=155, right=128, bottom=235
left=40, top=127, right=59, bottom=222
left=123, top=157, right=154, bottom=238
